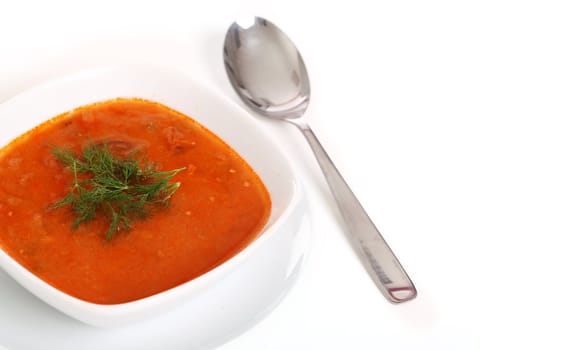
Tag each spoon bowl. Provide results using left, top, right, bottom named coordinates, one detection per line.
left=224, top=17, right=309, bottom=119
left=224, top=16, right=417, bottom=303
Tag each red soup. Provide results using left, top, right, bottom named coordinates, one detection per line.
left=0, top=98, right=271, bottom=304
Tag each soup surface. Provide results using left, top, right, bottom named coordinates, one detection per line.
left=0, top=98, right=271, bottom=304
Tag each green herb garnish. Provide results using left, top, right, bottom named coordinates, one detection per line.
left=51, top=143, right=185, bottom=240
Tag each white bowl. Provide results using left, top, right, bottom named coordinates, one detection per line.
left=0, top=64, right=309, bottom=330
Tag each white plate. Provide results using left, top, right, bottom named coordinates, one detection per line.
left=0, top=64, right=311, bottom=349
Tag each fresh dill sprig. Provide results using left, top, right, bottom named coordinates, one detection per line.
left=51, top=143, right=185, bottom=240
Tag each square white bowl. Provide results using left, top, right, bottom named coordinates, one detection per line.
left=0, top=64, right=308, bottom=328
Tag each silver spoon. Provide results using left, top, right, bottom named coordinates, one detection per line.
left=223, top=16, right=417, bottom=303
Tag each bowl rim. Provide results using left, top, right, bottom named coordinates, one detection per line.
left=0, top=63, right=304, bottom=325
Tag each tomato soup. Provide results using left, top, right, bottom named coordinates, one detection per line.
left=0, top=98, right=271, bottom=304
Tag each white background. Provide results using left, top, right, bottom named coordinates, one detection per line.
left=1, top=0, right=566, bottom=349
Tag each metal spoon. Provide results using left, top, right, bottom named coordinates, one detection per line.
left=223, top=16, right=417, bottom=303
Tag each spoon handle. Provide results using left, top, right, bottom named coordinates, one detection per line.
left=292, top=120, right=417, bottom=303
